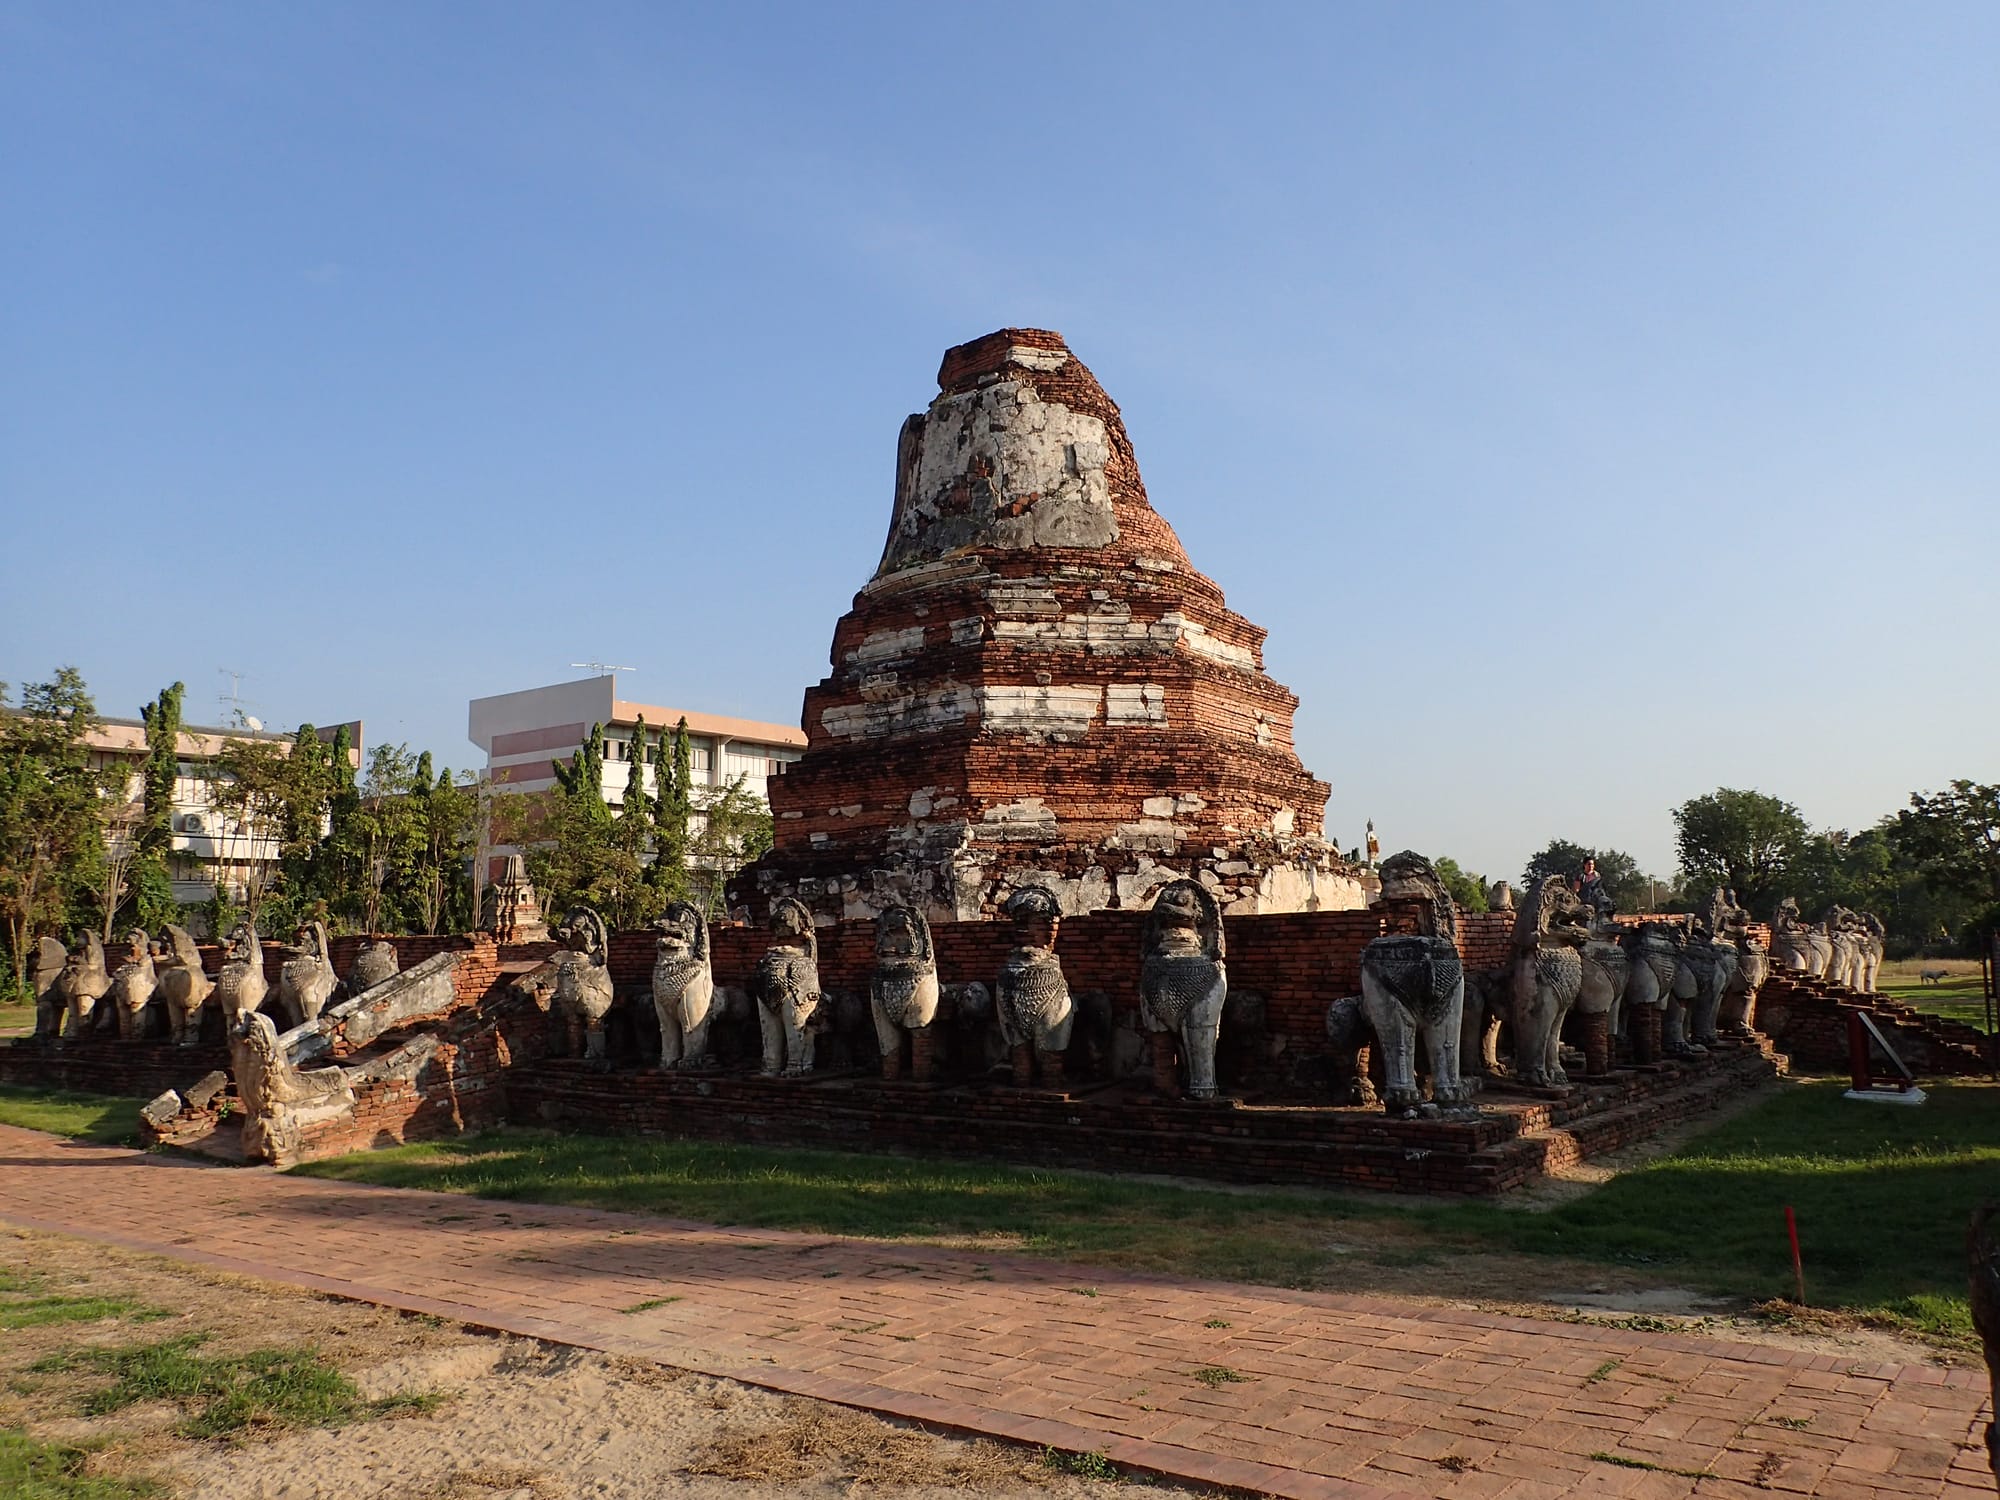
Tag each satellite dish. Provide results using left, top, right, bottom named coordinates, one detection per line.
left=243, top=715, right=264, bottom=732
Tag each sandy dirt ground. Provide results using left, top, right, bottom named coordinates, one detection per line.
left=0, top=1229, right=1178, bottom=1499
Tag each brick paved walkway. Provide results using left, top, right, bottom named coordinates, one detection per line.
left=0, top=1125, right=1988, bottom=1500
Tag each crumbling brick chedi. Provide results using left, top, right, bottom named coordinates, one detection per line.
left=733, top=329, right=1366, bottom=925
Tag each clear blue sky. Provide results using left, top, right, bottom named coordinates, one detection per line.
left=5, top=3, right=1995, bottom=886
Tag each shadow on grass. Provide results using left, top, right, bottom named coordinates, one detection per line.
left=0, top=1085, right=146, bottom=1146
left=295, top=1078, right=1997, bottom=1342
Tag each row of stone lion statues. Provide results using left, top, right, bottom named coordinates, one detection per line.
left=28, top=922, right=400, bottom=1046
left=539, top=880, right=1231, bottom=1098
left=534, top=860, right=1817, bottom=1112
left=1351, top=858, right=1776, bottom=1117
left=1770, top=898, right=1885, bottom=992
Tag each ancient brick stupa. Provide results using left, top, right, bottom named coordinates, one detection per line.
left=731, top=328, right=1364, bottom=924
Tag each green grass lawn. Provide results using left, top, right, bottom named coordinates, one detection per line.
left=298, top=1078, right=2000, bottom=1348
left=1875, top=970, right=1995, bottom=1035
left=0, top=1085, right=148, bottom=1146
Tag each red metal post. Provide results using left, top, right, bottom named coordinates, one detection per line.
left=1785, top=1206, right=1806, bottom=1304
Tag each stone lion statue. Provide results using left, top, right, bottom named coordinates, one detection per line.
left=996, top=886, right=1073, bottom=1089
left=651, top=900, right=716, bottom=1070
left=869, top=904, right=939, bottom=1082
left=551, top=906, right=616, bottom=1066
left=1509, top=876, right=1589, bottom=1088
left=31, top=936, right=68, bottom=1040
left=156, top=925, right=214, bottom=1046
left=1360, top=852, right=1472, bottom=1114
left=753, top=898, right=821, bottom=1076
left=1140, top=880, right=1228, bottom=1101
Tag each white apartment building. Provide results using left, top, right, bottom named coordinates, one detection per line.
left=466, top=674, right=804, bottom=887
left=81, top=717, right=364, bottom=912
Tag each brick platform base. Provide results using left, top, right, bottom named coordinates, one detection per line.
left=507, top=1038, right=1782, bottom=1197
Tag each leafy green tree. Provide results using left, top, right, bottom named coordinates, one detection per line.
left=686, top=776, right=775, bottom=917
left=1431, top=856, right=1488, bottom=913
left=1670, top=789, right=1809, bottom=916
left=346, top=745, right=424, bottom=934
left=206, top=737, right=299, bottom=927
left=0, top=670, right=116, bottom=997
left=1521, top=841, right=1654, bottom=912
left=130, top=681, right=185, bottom=930
left=1893, top=781, right=2000, bottom=948
left=523, top=722, right=644, bottom=920
left=411, top=763, right=476, bottom=935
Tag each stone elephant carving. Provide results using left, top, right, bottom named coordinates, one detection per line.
left=1360, top=852, right=1472, bottom=1114
left=870, top=904, right=939, bottom=1083
left=753, top=898, right=821, bottom=1076
left=652, top=900, right=716, bottom=1070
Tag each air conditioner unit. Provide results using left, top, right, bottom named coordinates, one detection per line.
left=179, top=814, right=208, bottom=835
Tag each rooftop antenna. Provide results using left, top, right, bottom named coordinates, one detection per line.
left=216, top=667, right=263, bottom=730
left=569, top=661, right=636, bottom=676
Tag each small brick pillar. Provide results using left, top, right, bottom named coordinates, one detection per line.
left=1578, top=1012, right=1613, bottom=1077
left=1632, top=1008, right=1662, bottom=1065
left=1010, top=1042, right=1035, bottom=1088
left=1036, top=1046, right=1066, bottom=1092
left=1150, top=1032, right=1180, bottom=1097
left=910, top=1027, right=937, bottom=1085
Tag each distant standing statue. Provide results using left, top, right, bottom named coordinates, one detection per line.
left=156, top=925, right=215, bottom=1047
left=1858, top=912, right=1886, bottom=995
left=651, top=901, right=716, bottom=1070
left=753, top=898, right=821, bottom=1076
left=1357, top=853, right=1472, bottom=1114
left=31, top=936, right=68, bottom=1040
left=551, top=907, right=616, bottom=1066
left=1139, top=880, right=1228, bottom=1101
left=870, top=904, right=940, bottom=1082
left=996, top=886, right=1074, bottom=1089
left=1364, top=819, right=1381, bottom=868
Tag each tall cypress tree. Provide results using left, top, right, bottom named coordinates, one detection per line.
left=622, top=717, right=652, bottom=828
left=552, top=722, right=611, bottom=824
left=647, top=717, right=693, bottom=900
left=132, top=681, right=185, bottom=928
